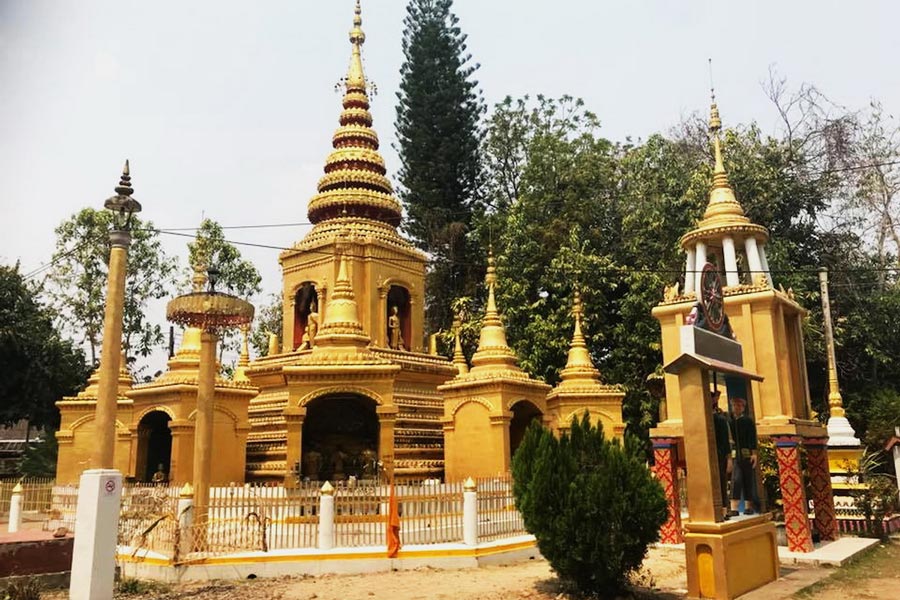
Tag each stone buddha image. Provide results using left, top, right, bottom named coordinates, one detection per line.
left=300, top=300, right=320, bottom=350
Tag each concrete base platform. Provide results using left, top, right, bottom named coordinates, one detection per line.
left=777, top=536, right=879, bottom=566
left=119, top=535, right=540, bottom=583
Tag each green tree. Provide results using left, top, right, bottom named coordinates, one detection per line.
left=186, top=219, right=262, bottom=299
left=0, top=264, right=90, bottom=429
left=512, top=414, right=667, bottom=597
left=395, top=0, right=486, bottom=334
left=186, top=218, right=263, bottom=366
left=250, top=293, right=283, bottom=358
left=47, top=208, right=177, bottom=362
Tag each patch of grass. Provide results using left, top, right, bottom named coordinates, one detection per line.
left=794, top=541, right=899, bottom=598
left=115, top=577, right=170, bottom=597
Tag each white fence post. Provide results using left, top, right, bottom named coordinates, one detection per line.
left=463, top=477, right=477, bottom=546
left=68, top=469, right=123, bottom=600
left=177, top=483, right=194, bottom=556
left=7, top=482, right=23, bottom=533
left=318, top=481, right=335, bottom=550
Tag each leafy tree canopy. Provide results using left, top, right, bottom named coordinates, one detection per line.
left=47, top=208, right=177, bottom=363
left=0, top=263, right=90, bottom=429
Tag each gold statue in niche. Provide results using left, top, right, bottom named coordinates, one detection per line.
left=388, top=305, right=406, bottom=350
left=300, top=300, right=320, bottom=350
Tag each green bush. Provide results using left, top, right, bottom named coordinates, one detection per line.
left=1, top=578, right=41, bottom=600
left=512, top=413, right=668, bottom=597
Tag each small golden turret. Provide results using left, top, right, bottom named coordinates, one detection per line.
left=469, top=248, right=522, bottom=372
left=557, top=291, right=603, bottom=385
left=311, top=242, right=370, bottom=349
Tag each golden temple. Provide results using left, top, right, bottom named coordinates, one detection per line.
left=55, top=1, right=625, bottom=485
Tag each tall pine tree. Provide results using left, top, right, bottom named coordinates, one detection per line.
left=395, top=0, right=486, bottom=336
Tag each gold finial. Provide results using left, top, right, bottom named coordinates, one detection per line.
left=346, top=0, right=367, bottom=91
left=312, top=246, right=369, bottom=347
left=115, top=159, right=133, bottom=196
left=267, top=332, right=280, bottom=356
left=485, top=245, right=497, bottom=288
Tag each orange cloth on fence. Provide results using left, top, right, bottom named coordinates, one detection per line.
left=386, top=478, right=401, bottom=558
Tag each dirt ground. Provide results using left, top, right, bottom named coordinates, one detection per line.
left=42, top=546, right=688, bottom=600
left=38, top=541, right=900, bottom=600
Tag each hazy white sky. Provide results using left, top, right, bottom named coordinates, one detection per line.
left=2, top=0, right=898, bottom=371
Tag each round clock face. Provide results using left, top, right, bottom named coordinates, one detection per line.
left=700, top=263, right=726, bottom=332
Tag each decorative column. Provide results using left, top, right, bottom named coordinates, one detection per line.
left=759, top=243, right=772, bottom=286
left=721, top=236, right=740, bottom=287
left=166, top=267, right=254, bottom=546
left=684, top=248, right=696, bottom=294
left=70, top=161, right=140, bottom=600
left=694, top=241, right=707, bottom=294
left=651, top=438, right=683, bottom=544
left=94, top=231, right=130, bottom=468
left=744, top=236, right=765, bottom=284
left=284, top=407, right=304, bottom=486
left=193, top=330, right=217, bottom=522
left=805, top=438, right=838, bottom=541
left=377, top=407, right=398, bottom=478
left=774, top=436, right=814, bottom=552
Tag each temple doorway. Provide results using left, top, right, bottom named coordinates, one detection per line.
left=509, top=400, right=543, bottom=460
left=301, top=394, right=379, bottom=481
left=293, top=282, right=319, bottom=351
left=386, top=285, right=411, bottom=350
left=136, top=411, right=172, bottom=482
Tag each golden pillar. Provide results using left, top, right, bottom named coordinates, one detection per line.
left=192, top=331, right=218, bottom=519
left=93, top=161, right=142, bottom=469
left=93, top=236, right=129, bottom=469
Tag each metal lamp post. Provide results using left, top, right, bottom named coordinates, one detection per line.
left=70, top=161, right=142, bottom=600
left=166, top=268, right=254, bottom=545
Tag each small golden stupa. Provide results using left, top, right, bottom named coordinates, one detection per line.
left=546, top=291, right=626, bottom=438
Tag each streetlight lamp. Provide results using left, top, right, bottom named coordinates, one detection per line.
left=70, top=161, right=141, bottom=600
left=167, top=266, right=254, bottom=546
left=93, top=160, right=142, bottom=469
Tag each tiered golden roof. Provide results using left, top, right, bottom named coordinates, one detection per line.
left=680, top=100, right=768, bottom=249
left=305, top=1, right=403, bottom=233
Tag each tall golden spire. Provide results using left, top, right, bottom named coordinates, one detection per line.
left=306, top=0, right=402, bottom=228
left=452, top=314, right=469, bottom=375
left=680, top=90, right=768, bottom=251
left=700, top=96, right=748, bottom=227
left=470, top=248, right=521, bottom=372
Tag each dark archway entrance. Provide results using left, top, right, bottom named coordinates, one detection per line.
left=386, top=285, right=411, bottom=350
left=137, top=411, right=172, bottom=482
left=302, top=394, right=379, bottom=481
left=509, top=400, right=543, bottom=461
left=293, top=282, right=319, bottom=351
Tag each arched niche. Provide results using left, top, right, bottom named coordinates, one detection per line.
left=301, top=394, right=379, bottom=482
left=386, top=285, right=411, bottom=351
left=135, top=410, right=172, bottom=482
left=292, top=282, right=319, bottom=351
left=509, top=400, right=543, bottom=461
